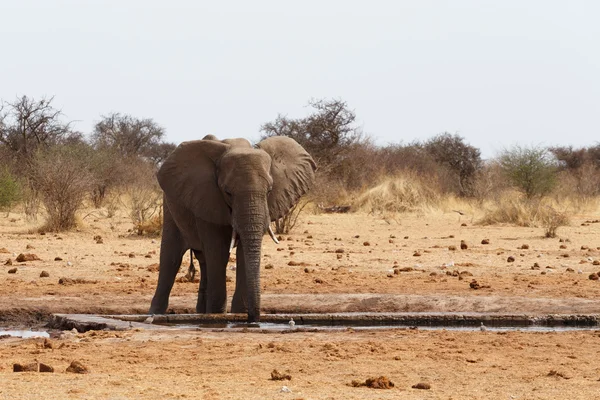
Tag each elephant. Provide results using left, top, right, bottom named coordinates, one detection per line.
left=148, top=135, right=316, bottom=322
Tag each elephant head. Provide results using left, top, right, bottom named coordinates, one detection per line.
left=157, top=136, right=316, bottom=322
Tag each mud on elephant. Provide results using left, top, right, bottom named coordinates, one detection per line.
left=149, top=135, right=316, bottom=322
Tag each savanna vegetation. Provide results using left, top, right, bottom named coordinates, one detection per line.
left=1, top=95, right=598, bottom=238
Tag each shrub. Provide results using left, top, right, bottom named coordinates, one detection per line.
left=423, top=133, right=482, bottom=197
left=0, top=167, right=20, bottom=212
left=29, top=145, right=95, bottom=231
left=498, top=146, right=558, bottom=199
left=540, top=206, right=569, bottom=238
left=121, top=161, right=162, bottom=235
left=273, top=198, right=311, bottom=234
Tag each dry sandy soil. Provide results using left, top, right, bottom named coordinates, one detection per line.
left=2, top=207, right=600, bottom=399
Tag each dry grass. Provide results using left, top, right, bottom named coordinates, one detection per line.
left=478, top=192, right=571, bottom=236
left=352, top=174, right=441, bottom=214
left=134, top=213, right=162, bottom=236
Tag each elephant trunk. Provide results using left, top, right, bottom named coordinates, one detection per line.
left=233, top=193, right=270, bottom=323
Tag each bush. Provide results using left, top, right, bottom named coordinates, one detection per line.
left=498, top=146, right=558, bottom=199
left=0, top=167, right=20, bottom=212
left=29, top=145, right=95, bottom=231
left=121, top=161, right=162, bottom=235
left=423, top=133, right=482, bottom=197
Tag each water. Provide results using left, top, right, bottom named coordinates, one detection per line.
left=160, top=322, right=600, bottom=332
left=0, top=330, right=49, bottom=338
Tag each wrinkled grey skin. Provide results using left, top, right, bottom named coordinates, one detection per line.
left=149, top=135, right=316, bottom=322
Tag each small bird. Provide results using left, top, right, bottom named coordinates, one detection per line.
left=144, top=314, right=154, bottom=324
left=288, top=318, right=295, bottom=328
left=480, top=322, right=487, bottom=332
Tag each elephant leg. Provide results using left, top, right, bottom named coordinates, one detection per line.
left=202, top=225, right=231, bottom=314
left=231, top=241, right=248, bottom=313
left=193, top=250, right=208, bottom=313
left=149, top=206, right=187, bottom=314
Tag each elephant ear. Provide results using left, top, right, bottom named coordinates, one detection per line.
left=256, top=136, right=317, bottom=221
left=157, top=140, right=231, bottom=225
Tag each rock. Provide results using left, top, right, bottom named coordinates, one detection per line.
left=287, top=261, right=309, bottom=266
left=16, top=253, right=40, bottom=262
left=593, top=260, right=600, bottom=266
left=4, top=258, right=12, bottom=265
left=270, top=369, right=292, bottom=381
left=264, top=264, right=274, bottom=270
left=26, top=244, right=35, bottom=249
left=147, top=263, right=160, bottom=272
left=507, top=256, right=515, bottom=263
left=66, top=361, right=89, bottom=374
left=94, top=235, right=103, bottom=244
left=460, top=240, right=468, bottom=250
left=363, top=241, right=370, bottom=246
left=40, top=271, right=50, bottom=278
left=520, top=244, right=530, bottom=249
left=0, top=248, right=10, bottom=253
left=58, top=277, right=97, bottom=285
left=43, top=338, right=54, bottom=349
left=13, top=363, right=38, bottom=372
left=412, top=382, right=431, bottom=390
left=39, top=363, right=54, bottom=372
left=54, top=257, right=63, bottom=261
left=128, top=253, right=135, bottom=258
left=448, top=245, right=457, bottom=251
left=532, top=263, right=541, bottom=270
left=280, top=386, right=292, bottom=393
left=8, top=268, right=17, bottom=274
left=481, top=239, right=490, bottom=245
left=470, top=279, right=490, bottom=289
left=566, top=267, right=575, bottom=273
left=560, top=244, right=567, bottom=249
left=461, top=223, right=467, bottom=226
left=413, top=251, right=421, bottom=257
left=351, top=376, right=394, bottom=389
left=589, top=273, right=599, bottom=281
left=335, top=249, right=345, bottom=253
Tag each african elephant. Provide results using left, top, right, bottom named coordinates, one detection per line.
left=148, top=135, right=316, bottom=322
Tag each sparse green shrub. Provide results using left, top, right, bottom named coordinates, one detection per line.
left=499, top=146, right=558, bottom=199
left=0, top=167, right=20, bottom=212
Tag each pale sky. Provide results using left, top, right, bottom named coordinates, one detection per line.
left=2, top=0, right=599, bottom=158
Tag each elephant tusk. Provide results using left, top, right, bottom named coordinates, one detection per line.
left=229, top=230, right=237, bottom=254
left=267, top=225, right=279, bottom=244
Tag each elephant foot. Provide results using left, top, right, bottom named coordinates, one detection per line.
left=196, top=293, right=207, bottom=314
left=230, top=293, right=247, bottom=314
left=149, top=296, right=168, bottom=314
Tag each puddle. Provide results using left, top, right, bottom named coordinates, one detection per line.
left=0, top=330, right=49, bottom=338
left=160, top=322, right=600, bottom=332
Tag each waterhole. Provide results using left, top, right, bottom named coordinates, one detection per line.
left=50, top=312, right=600, bottom=333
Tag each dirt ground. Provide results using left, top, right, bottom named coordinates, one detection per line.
left=2, top=207, right=600, bottom=399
